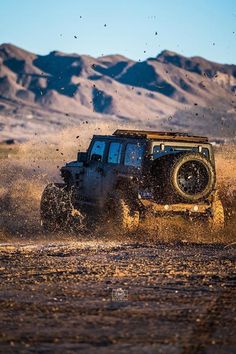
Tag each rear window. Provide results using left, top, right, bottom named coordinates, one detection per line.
left=124, top=143, right=143, bottom=167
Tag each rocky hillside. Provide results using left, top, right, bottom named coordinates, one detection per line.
left=0, top=43, right=235, bottom=141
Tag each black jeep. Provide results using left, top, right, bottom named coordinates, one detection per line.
left=40, top=130, right=224, bottom=232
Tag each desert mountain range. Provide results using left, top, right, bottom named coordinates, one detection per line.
left=0, top=43, right=236, bottom=142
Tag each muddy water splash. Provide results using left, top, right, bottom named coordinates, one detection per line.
left=0, top=122, right=120, bottom=239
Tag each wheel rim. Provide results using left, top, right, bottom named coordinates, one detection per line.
left=177, top=160, right=209, bottom=195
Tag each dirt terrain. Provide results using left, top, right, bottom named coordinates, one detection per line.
left=0, top=131, right=235, bottom=353
left=0, top=239, right=235, bottom=353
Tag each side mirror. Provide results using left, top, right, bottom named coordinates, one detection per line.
left=91, top=153, right=102, bottom=162
left=77, top=152, right=87, bottom=162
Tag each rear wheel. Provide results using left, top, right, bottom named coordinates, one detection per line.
left=40, top=183, right=83, bottom=233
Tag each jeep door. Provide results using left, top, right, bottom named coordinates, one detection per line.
left=101, top=140, right=123, bottom=198
left=83, top=139, right=107, bottom=203
left=102, top=139, right=145, bottom=199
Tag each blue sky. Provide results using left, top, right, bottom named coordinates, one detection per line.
left=0, top=0, right=235, bottom=64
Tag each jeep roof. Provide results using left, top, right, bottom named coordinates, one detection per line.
left=112, top=130, right=209, bottom=143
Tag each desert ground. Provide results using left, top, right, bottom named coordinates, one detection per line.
left=0, top=128, right=235, bottom=353
left=0, top=239, right=235, bottom=353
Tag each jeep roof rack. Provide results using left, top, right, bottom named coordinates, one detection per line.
left=113, top=129, right=209, bottom=143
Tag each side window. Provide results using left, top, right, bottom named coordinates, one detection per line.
left=124, top=143, right=143, bottom=167
left=108, top=142, right=122, bottom=164
left=90, top=140, right=106, bottom=161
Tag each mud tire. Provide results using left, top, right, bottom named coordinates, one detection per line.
left=40, top=183, right=83, bottom=233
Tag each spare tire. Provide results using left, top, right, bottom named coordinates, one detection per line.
left=168, top=152, right=216, bottom=202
